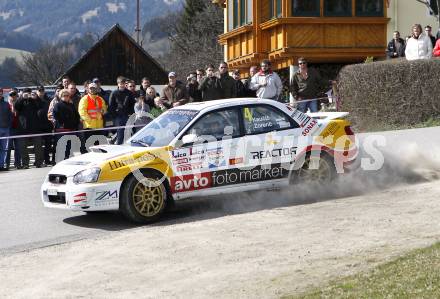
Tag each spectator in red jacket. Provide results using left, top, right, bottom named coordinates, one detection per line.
left=433, top=39, right=440, bottom=57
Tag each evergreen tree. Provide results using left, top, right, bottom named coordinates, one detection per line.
left=180, top=0, right=206, bottom=32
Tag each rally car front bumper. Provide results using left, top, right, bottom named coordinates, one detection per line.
left=41, top=175, right=122, bottom=211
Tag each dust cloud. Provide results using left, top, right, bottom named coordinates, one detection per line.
left=173, top=144, right=440, bottom=218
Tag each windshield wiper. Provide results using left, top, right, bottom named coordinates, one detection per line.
left=130, top=139, right=150, bottom=147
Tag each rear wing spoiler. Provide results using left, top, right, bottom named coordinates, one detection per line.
left=307, top=112, right=349, bottom=120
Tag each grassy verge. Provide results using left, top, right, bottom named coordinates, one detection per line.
left=284, top=242, right=440, bottom=298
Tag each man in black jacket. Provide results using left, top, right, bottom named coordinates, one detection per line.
left=198, top=65, right=222, bottom=101
left=53, top=89, right=80, bottom=161
left=218, top=62, right=236, bottom=99
left=36, top=86, right=54, bottom=165
left=232, top=70, right=246, bottom=98
left=386, top=31, right=406, bottom=59
left=14, top=88, right=44, bottom=168
left=108, top=76, right=136, bottom=145
left=0, top=88, right=12, bottom=171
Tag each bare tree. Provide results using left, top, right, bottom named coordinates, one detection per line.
left=160, top=0, right=224, bottom=77
left=13, top=43, right=73, bottom=86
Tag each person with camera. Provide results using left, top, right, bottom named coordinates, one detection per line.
left=244, top=66, right=258, bottom=97
left=186, top=72, right=202, bottom=102
left=198, top=65, right=222, bottom=101
left=232, top=69, right=246, bottom=98
left=14, top=88, right=44, bottom=168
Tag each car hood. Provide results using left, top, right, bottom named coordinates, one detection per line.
left=48, top=144, right=157, bottom=177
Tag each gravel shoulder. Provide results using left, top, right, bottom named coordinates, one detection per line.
left=1, top=180, right=440, bottom=298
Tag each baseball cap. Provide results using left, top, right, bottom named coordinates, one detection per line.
left=168, top=72, right=176, bottom=78
left=138, top=90, right=146, bottom=97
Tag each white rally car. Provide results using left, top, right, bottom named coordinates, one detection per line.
left=41, top=98, right=357, bottom=223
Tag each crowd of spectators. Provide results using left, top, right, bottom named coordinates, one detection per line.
left=387, top=24, right=440, bottom=60
left=2, top=22, right=440, bottom=171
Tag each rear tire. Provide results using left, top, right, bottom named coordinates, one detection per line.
left=120, top=172, right=167, bottom=224
left=289, top=153, right=336, bottom=185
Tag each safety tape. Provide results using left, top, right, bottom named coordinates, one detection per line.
left=0, top=123, right=146, bottom=140
left=289, top=96, right=339, bottom=105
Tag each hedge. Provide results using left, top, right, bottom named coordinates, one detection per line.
left=337, top=58, right=440, bottom=130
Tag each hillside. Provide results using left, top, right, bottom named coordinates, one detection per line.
left=0, top=0, right=183, bottom=44
left=0, top=47, right=29, bottom=63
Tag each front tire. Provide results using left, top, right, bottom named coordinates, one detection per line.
left=120, top=173, right=167, bottom=223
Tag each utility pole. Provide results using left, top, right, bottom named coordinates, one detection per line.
left=135, top=0, right=141, bottom=44
left=437, top=0, right=440, bottom=28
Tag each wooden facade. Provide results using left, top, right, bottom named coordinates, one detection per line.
left=217, top=0, right=389, bottom=73
left=57, top=24, right=167, bottom=85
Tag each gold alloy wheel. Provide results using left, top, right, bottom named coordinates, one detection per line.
left=132, top=178, right=165, bottom=217
left=297, top=156, right=333, bottom=183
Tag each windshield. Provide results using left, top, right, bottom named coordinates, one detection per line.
left=128, top=109, right=199, bottom=147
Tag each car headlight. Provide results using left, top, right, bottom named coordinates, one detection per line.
left=73, top=167, right=101, bottom=184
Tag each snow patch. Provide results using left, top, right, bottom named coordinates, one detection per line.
left=57, top=32, right=70, bottom=39
left=0, top=9, right=23, bottom=20
left=13, top=24, right=31, bottom=33
left=81, top=7, right=99, bottom=23
left=0, top=10, right=13, bottom=20
left=106, top=2, right=127, bottom=13
left=163, top=0, right=180, bottom=4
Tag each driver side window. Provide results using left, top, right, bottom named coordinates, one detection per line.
left=185, top=109, right=241, bottom=140
left=242, top=105, right=297, bottom=135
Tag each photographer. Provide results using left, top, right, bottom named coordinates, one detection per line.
left=198, top=64, right=222, bottom=101
left=14, top=88, right=44, bottom=168
left=186, top=72, right=202, bottom=102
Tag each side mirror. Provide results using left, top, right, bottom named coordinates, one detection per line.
left=182, top=134, right=198, bottom=145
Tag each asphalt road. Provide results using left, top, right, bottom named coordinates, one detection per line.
left=0, top=167, right=138, bottom=254
left=1, top=126, right=439, bottom=255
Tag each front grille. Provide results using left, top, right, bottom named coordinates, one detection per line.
left=48, top=174, right=67, bottom=184
left=48, top=192, right=66, bottom=204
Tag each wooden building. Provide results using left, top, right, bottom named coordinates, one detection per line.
left=57, top=24, right=167, bottom=85
left=215, top=0, right=390, bottom=73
